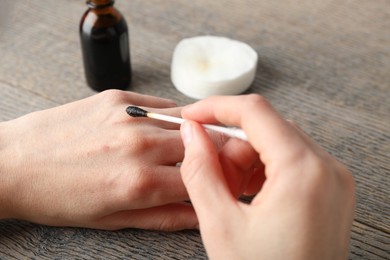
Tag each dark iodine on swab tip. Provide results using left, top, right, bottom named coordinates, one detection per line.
left=125, top=106, right=248, bottom=141
left=126, top=106, right=148, bottom=117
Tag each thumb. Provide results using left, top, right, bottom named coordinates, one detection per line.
left=180, top=121, right=235, bottom=222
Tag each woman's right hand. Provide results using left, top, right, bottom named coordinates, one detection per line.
left=180, top=94, right=356, bottom=260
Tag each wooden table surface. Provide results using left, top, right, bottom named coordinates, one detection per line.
left=0, top=0, right=389, bottom=259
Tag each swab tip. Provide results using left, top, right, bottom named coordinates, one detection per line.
left=126, top=106, right=148, bottom=117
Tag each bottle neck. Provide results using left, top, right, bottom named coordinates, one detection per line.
left=87, top=0, right=114, bottom=9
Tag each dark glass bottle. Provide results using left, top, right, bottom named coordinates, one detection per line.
left=80, top=0, right=131, bottom=92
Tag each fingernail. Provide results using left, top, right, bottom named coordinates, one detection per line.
left=181, top=121, right=193, bottom=147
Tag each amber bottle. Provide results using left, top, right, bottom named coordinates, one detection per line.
left=80, top=0, right=131, bottom=92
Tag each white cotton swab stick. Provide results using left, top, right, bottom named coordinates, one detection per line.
left=126, top=106, right=248, bottom=141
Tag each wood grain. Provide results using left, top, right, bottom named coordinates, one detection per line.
left=0, top=0, right=389, bottom=259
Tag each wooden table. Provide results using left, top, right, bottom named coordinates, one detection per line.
left=1, top=0, right=389, bottom=259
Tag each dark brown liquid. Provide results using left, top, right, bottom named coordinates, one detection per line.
left=80, top=5, right=131, bottom=92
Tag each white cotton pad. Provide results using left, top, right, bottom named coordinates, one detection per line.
left=171, top=35, right=258, bottom=99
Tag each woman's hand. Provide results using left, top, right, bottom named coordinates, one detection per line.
left=0, top=90, right=196, bottom=231
left=180, top=95, right=355, bottom=259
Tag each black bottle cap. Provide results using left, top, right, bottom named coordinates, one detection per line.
left=86, top=0, right=114, bottom=9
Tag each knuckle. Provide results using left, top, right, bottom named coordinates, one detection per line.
left=209, top=131, right=229, bottom=151
left=157, top=215, right=177, bottom=231
left=244, top=94, right=270, bottom=109
left=132, top=135, right=154, bottom=153
left=155, top=206, right=196, bottom=231
left=122, top=130, right=155, bottom=154
left=118, top=165, right=156, bottom=203
left=287, top=119, right=299, bottom=128
left=239, top=94, right=273, bottom=116
left=100, top=89, right=127, bottom=104
left=297, top=153, right=355, bottom=203
left=335, top=162, right=356, bottom=196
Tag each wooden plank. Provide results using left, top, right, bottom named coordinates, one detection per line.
left=0, top=0, right=388, bottom=258
left=0, top=82, right=58, bottom=121
left=0, top=220, right=207, bottom=259
left=1, top=219, right=389, bottom=260
left=350, top=221, right=390, bottom=260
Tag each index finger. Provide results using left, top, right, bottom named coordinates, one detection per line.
left=181, top=95, right=302, bottom=166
